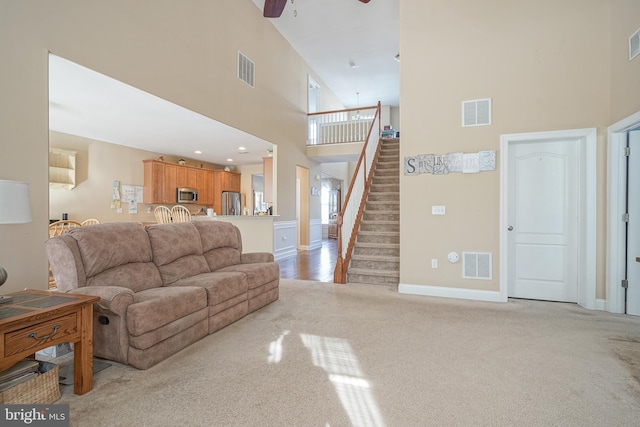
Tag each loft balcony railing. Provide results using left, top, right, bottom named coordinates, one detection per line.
left=307, top=105, right=379, bottom=146
left=307, top=102, right=382, bottom=284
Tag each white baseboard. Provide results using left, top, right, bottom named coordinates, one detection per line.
left=398, top=283, right=507, bottom=303
left=595, top=299, right=607, bottom=311
left=274, top=246, right=297, bottom=261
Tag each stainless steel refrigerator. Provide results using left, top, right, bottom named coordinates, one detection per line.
left=221, top=191, right=241, bottom=215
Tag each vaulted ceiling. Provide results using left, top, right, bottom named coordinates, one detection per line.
left=48, top=1, right=399, bottom=166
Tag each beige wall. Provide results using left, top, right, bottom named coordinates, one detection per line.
left=610, top=0, right=640, bottom=122
left=0, top=0, right=342, bottom=293
left=399, top=0, right=619, bottom=298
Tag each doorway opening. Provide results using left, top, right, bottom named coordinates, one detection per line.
left=607, top=111, right=640, bottom=314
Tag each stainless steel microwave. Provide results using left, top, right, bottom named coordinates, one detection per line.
left=176, top=187, right=198, bottom=204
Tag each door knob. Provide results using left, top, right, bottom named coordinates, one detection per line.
left=507, top=226, right=513, bottom=231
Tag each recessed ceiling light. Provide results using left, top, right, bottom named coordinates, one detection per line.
left=194, top=150, right=202, bottom=154
left=238, top=146, right=246, bottom=151
left=226, top=158, right=234, bottom=162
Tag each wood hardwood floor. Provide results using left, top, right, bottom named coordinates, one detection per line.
left=276, top=238, right=337, bottom=282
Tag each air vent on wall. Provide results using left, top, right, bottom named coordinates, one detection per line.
left=630, top=28, right=640, bottom=61
left=463, top=252, right=492, bottom=280
left=462, top=98, right=491, bottom=127
left=238, top=51, right=255, bottom=88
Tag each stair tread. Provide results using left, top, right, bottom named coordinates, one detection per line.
left=351, top=254, right=399, bottom=261
left=348, top=268, right=400, bottom=277
left=362, top=211, right=399, bottom=215
left=355, top=242, right=399, bottom=248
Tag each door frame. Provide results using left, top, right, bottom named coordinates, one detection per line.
left=499, top=128, right=597, bottom=308
left=606, top=111, right=640, bottom=313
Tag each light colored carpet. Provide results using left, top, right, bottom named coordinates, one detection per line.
left=57, top=279, right=640, bottom=426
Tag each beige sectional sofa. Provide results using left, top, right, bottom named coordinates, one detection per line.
left=46, top=220, right=279, bottom=369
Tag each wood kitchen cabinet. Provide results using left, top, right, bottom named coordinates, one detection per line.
left=164, top=164, right=177, bottom=204
left=143, top=160, right=166, bottom=204
left=224, top=171, right=241, bottom=192
left=197, top=169, right=214, bottom=206
left=212, top=170, right=241, bottom=214
left=144, top=160, right=225, bottom=207
left=187, top=168, right=197, bottom=189
left=176, top=167, right=187, bottom=188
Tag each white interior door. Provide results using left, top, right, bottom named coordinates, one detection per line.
left=626, top=130, right=640, bottom=315
left=507, top=139, right=579, bottom=302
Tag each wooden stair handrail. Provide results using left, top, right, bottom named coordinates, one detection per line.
left=333, top=101, right=382, bottom=283
left=307, top=104, right=380, bottom=117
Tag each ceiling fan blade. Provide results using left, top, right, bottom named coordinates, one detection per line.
left=358, top=0, right=371, bottom=3
left=264, top=0, right=287, bottom=18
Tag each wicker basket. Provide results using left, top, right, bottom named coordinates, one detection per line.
left=0, top=361, right=60, bottom=404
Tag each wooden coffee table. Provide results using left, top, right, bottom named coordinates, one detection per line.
left=0, top=290, right=100, bottom=395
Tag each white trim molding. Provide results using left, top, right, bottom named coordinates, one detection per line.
left=398, top=283, right=505, bottom=303
left=309, top=219, right=323, bottom=250
left=273, top=220, right=297, bottom=261
left=500, top=128, right=597, bottom=309
left=606, top=111, right=640, bottom=313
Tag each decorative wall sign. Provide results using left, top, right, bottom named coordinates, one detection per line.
left=404, top=150, right=496, bottom=176
left=404, top=157, right=419, bottom=175
left=479, top=150, right=496, bottom=171
left=462, top=153, right=479, bottom=174
left=418, top=154, right=434, bottom=174
left=447, top=152, right=463, bottom=172
left=433, top=155, right=449, bottom=175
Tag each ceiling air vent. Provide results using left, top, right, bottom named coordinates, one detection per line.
left=238, top=51, right=255, bottom=88
left=463, top=252, right=492, bottom=280
left=462, top=98, right=491, bottom=127
left=630, top=28, right=640, bottom=61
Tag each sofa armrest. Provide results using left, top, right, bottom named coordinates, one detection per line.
left=241, top=252, right=274, bottom=264
left=69, top=286, right=135, bottom=317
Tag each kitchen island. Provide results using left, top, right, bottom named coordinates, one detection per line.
left=191, top=215, right=276, bottom=254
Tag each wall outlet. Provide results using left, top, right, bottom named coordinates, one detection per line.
left=432, top=205, right=446, bottom=215
left=431, top=259, right=438, bottom=268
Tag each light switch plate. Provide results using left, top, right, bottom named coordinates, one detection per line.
left=432, top=205, right=446, bottom=215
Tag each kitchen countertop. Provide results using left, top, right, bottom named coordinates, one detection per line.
left=192, top=215, right=278, bottom=220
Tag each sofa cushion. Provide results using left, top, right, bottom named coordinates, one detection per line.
left=193, top=221, right=242, bottom=270
left=218, top=262, right=280, bottom=289
left=126, top=286, right=207, bottom=337
left=171, top=271, right=248, bottom=306
left=87, top=263, right=162, bottom=292
left=146, top=222, right=210, bottom=285
left=67, top=222, right=162, bottom=292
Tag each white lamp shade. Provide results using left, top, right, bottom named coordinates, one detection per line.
left=0, top=180, right=33, bottom=224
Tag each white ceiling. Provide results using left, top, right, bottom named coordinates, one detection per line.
left=251, top=0, right=399, bottom=108
left=48, top=0, right=399, bottom=166
left=49, top=55, right=274, bottom=166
